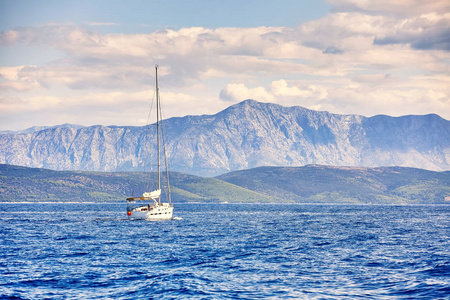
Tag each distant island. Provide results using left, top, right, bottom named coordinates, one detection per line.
left=1, top=164, right=448, bottom=204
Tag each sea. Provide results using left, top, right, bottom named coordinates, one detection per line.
left=1, top=203, right=449, bottom=299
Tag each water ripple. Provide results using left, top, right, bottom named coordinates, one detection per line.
left=1, top=203, right=449, bottom=299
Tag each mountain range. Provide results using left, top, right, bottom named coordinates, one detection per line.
left=0, top=100, right=449, bottom=176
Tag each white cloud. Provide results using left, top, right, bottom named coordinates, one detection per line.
left=270, top=79, right=328, bottom=100
left=374, top=12, right=450, bottom=51
left=298, top=10, right=450, bottom=53
left=0, top=66, right=24, bottom=80
left=216, top=75, right=450, bottom=119
left=0, top=88, right=214, bottom=129
left=0, top=95, right=61, bottom=113
left=220, top=83, right=274, bottom=102
left=0, top=66, right=41, bottom=91
left=1, top=15, right=447, bottom=89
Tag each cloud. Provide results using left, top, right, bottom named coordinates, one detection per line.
left=299, top=12, right=386, bottom=50
left=0, top=66, right=41, bottom=91
left=0, top=25, right=320, bottom=91
left=270, top=79, right=328, bottom=100
left=374, top=12, right=450, bottom=51
left=217, top=75, right=450, bottom=119
left=0, top=30, right=20, bottom=46
left=0, top=64, right=152, bottom=92
left=0, top=88, right=214, bottom=129
left=0, top=95, right=61, bottom=114
left=220, top=83, right=273, bottom=102
left=320, top=1, right=450, bottom=52
left=298, top=10, right=450, bottom=53
left=1, top=14, right=447, bottom=93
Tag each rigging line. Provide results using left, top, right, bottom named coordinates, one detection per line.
left=146, top=86, right=156, bottom=127
left=159, top=98, right=172, bottom=204
left=158, top=97, right=173, bottom=164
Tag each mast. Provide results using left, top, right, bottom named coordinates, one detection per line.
left=155, top=65, right=161, bottom=203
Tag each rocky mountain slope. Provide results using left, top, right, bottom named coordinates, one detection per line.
left=0, top=100, right=449, bottom=176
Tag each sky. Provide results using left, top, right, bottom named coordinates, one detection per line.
left=0, top=0, right=449, bottom=131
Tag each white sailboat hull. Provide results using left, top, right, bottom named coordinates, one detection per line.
left=128, top=203, right=174, bottom=220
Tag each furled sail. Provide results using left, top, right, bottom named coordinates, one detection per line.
left=143, top=189, right=161, bottom=199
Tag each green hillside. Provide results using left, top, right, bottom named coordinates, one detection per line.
left=216, top=165, right=450, bottom=204
left=1, top=164, right=449, bottom=204
left=0, top=164, right=273, bottom=203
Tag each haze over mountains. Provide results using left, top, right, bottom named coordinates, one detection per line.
left=0, top=100, right=449, bottom=177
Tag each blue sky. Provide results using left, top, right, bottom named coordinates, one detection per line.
left=0, top=1, right=330, bottom=30
left=0, top=0, right=449, bottom=130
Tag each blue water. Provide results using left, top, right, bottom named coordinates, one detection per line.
left=1, top=204, right=449, bottom=299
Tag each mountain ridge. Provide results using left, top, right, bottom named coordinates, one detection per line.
left=0, top=123, right=85, bottom=135
left=0, top=100, right=449, bottom=176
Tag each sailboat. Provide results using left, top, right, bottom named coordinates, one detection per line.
left=126, top=65, right=174, bottom=220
